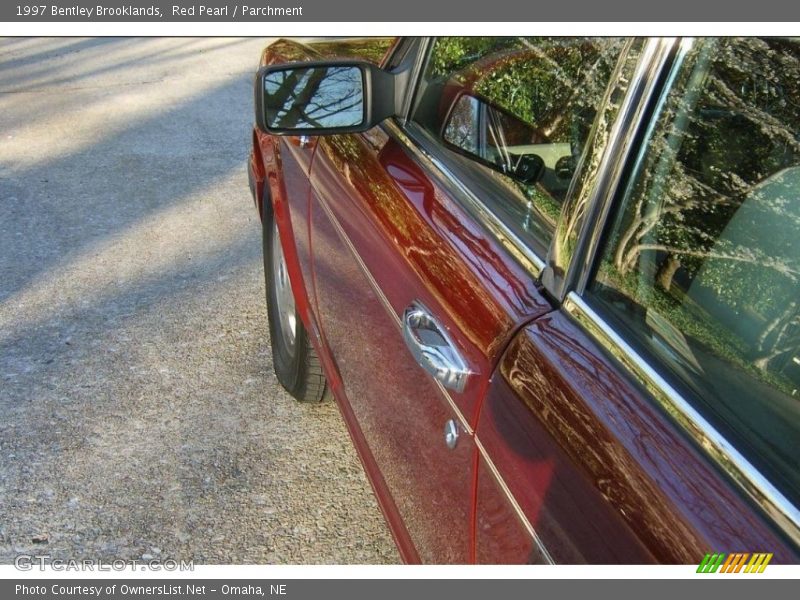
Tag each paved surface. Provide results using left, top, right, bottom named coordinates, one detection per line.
left=0, top=37, right=398, bottom=564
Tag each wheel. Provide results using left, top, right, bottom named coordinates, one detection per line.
left=262, top=194, right=327, bottom=403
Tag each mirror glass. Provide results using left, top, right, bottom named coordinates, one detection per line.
left=443, top=93, right=545, bottom=184
left=263, top=65, right=364, bottom=131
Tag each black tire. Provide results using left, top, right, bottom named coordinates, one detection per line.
left=262, top=193, right=327, bottom=403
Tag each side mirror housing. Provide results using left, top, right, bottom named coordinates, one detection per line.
left=254, top=60, right=400, bottom=135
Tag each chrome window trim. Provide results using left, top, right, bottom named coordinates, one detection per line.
left=544, top=37, right=679, bottom=301
left=382, top=119, right=546, bottom=277
left=564, top=292, right=800, bottom=547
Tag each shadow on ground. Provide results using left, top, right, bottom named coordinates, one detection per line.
left=0, top=37, right=398, bottom=565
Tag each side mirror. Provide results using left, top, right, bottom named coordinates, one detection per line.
left=254, top=60, right=398, bottom=135
left=443, top=93, right=545, bottom=186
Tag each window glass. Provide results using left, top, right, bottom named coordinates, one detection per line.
left=410, top=37, right=628, bottom=256
left=587, top=38, right=800, bottom=503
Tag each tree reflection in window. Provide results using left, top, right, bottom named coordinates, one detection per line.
left=589, top=37, right=800, bottom=505
left=413, top=37, right=627, bottom=252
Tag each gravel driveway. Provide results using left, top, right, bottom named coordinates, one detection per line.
left=0, top=37, right=398, bottom=564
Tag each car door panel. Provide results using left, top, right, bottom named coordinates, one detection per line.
left=311, top=129, right=551, bottom=417
left=309, top=130, right=473, bottom=563
left=476, top=310, right=797, bottom=563
left=474, top=451, right=553, bottom=563
left=476, top=367, right=654, bottom=563
left=307, top=125, right=553, bottom=562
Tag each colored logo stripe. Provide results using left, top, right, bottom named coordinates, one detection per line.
left=697, top=553, right=726, bottom=573
left=744, top=553, right=773, bottom=573
left=726, top=553, right=749, bottom=573
left=697, top=552, right=773, bottom=573
left=720, top=553, right=735, bottom=573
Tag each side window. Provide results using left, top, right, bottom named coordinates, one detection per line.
left=410, top=37, right=628, bottom=256
left=587, top=38, right=800, bottom=504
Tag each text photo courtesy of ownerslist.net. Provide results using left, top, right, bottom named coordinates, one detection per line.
left=16, top=584, right=286, bottom=596
left=15, top=5, right=303, bottom=18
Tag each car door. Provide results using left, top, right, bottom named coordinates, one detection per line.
left=475, top=37, right=800, bottom=563
left=307, top=37, right=638, bottom=562
left=305, top=42, right=559, bottom=563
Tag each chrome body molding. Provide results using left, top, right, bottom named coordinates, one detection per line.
left=474, top=436, right=555, bottom=564
left=382, top=119, right=546, bottom=278
left=544, top=37, right=678, bottom=301
left=563, top=292, right=800, bottom=546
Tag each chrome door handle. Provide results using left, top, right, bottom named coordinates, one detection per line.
left=402, top=302, right=471, bottom=393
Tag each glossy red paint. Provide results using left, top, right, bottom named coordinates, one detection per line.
left=474, top=452, right=549, bottom=564
left=248, top=38, right=800, bottom=564
left=318, top=132, right=549, bottom=414
left=250, top=41, right=632, bottom=564
left=477, top=311, right=797, bottom=563
left=324, top=356, right=423, bottom=564
left=258, top=126, right=425, bottom=566
left=476, top=370, right=654, bottom=563
left=309, top=130, right=476, bottom=563
left=249, top=130, right=266, bottom=216
left=252, top=38, right=430, bottom=563
left=302, top=121, right=555, bottom=561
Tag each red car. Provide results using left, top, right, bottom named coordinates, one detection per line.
left=248, top=37, right=800, bottom=564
